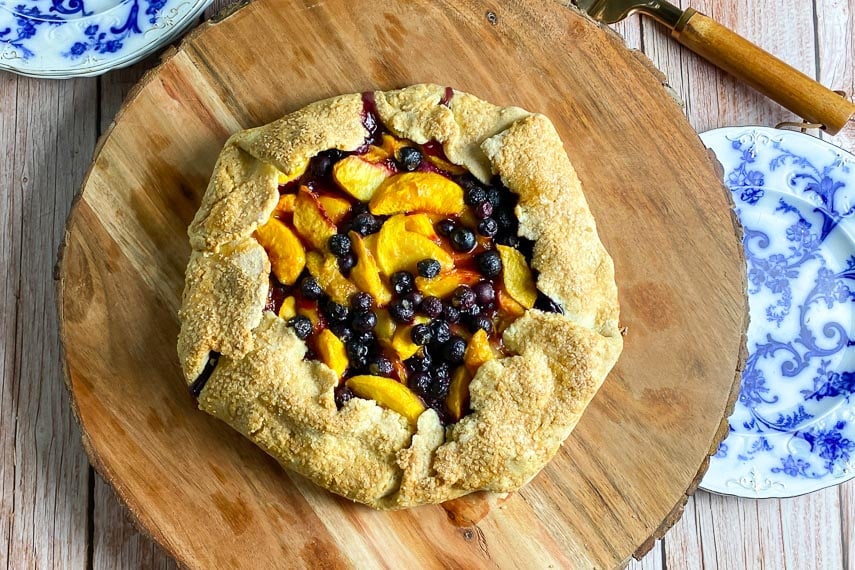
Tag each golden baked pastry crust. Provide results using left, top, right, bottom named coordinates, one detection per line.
left=178, top=84, right=623, bottom=509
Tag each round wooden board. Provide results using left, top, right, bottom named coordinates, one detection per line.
left=58, top=0, right=747, bottom=568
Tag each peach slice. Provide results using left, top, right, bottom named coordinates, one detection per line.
left=380, top=133, right=408, bottom=157
left=277, top=157, right=309, bottom=186
left=369, top=172, right=465, bottom=216
left=318, top=194, right=351, bottom=224
left=374, top=309, right=397, bottom=343
left=349, top=231, right=393, bottom=306
left=390, top=316, right=431, bottom=361
left=278, top=296, right=297, bottom=320
left=362, top=145, right=391, bottom=163
left=415, top=269, right=481, bottom=298
left=273, top=193, right=296, bottom=216
left=254, top=218, right=306, bottom=285
left=426, top=154, right=466, bottom=175
left=293, top=187, right=337, bottom=250
left=464, top=329, right=495, bottom=373
left=376, top=215, right=453, bottom=277
left=333, top=155, right=392, bottom=201
left=317, top=329, right=348, bottom=377
left=496, top=287, right=526, bottom=318
left=497, top=245, right=537, bottom=309
left=446, top=366, right=472, bottom=422
left=404, top=213, right=439, bottom=241
left=306, top=251, right=358, bottom=305
left=346, top=375, right=425, bottom=425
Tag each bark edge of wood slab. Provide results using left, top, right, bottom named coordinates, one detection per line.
left=56, top=0, right=747, bottom=567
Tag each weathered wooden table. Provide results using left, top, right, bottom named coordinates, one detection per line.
left=1, top=1, right=852, bottom=567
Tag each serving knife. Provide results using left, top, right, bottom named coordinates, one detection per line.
left=572, top=0, right=855, bottom=135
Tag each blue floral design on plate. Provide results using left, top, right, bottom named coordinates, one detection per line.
left=0, top=0, right=211, bottom=77
left=700, top=127, right=855, bottom=498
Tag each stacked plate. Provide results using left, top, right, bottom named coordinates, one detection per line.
left=0, top=0, right=212, bottom=77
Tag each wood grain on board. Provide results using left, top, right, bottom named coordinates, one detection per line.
left=2, top=0, right=854, bottom=568
left=57, top=0, right=746, bottom=567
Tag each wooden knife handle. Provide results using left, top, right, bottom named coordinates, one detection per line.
left=672, top=9, right=855, bottom=135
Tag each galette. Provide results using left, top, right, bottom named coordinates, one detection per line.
left=177, top=84, right=623, bottom=509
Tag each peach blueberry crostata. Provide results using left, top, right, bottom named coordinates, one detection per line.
left=177, top=85, right=623, bottom=509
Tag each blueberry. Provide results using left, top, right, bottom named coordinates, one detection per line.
left=486, top=187, right=502, bottom=208
left=475, top=250, right=503, bottom=277
left=451, top=285, right=477, bottom=310
left=450, top=227, right=476, bottom=252
left=405, top=290, right=424, bottom=308
left=323, top=149, right=345, bottom=163
left=288, top=316, right=313, bottom=339
left=352, top=310, right=377, bottom=332
left=351, top=292, right=374, bottom=312
left=334, top=385, right=355, bottom=409
left=434, top=362, right=451, bottom=381
left=473, top=281, right=495, bottom=305
left=411, top=323, right=432, bottom=346
left=391, top=271, right=414, bottom=296
left=420, top=296, right=443, bottom=318
left=328, top=323, right=352, bottom=342
left=406, top=352, right=432, bottom=373
left=498, top=234, right=520, bottom=249
left=430, top=319, right=451, bottom=345
left=463, top=303, right=481, bottom=317
left=467, top=314, right=493, bottom=334
left=443, top=336, right=466, bottom=363
left=337, top=253, right=357, bottom=275
left=495, top=208, right=518, bottom=233
left=345, top=339, right=369, bottom=364
left=354, top=330, right=377, bottom=346
left=477, top=217, right=498, bottom=237
left=324, top=301, right=350, bottom=322
left=368, top=356, right=394, bottom=377
left=351, top=212, right=381, bottom=236
left=389, top=298, right=415, bottom=323
left=311, top=154, right=334, bottom=178
left=436, top=219, right=456, bottom=236
left=398, top=146, right=422, bottom=171
left=474, top=201, right=493, bottom=220
left=464, top=186, right=487, bottom=206
left=328, top=233, right=352, bottom=257
left=427, top=375, right=451, bottom=399
left=443, top=304, right=461, bottom=323
left=300, top=276, right=323, bottom=300
left=409, top=372, right=432, bottom=397
left=417, top=258, right=441, bottom=279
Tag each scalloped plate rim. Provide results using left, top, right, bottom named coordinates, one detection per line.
left=699, top=125, right=855, bottom=499
left=0, top=0, right=212, bottom=78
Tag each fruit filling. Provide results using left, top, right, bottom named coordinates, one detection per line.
left=253, top=93, right=561, bottom=426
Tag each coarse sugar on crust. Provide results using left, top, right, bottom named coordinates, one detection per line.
left=177, top=84, right=623, bottom=509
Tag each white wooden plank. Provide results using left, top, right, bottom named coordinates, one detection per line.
left=0, top=68, right=21, bottom=570
left=611, top=14, right=643, bottom=51
left=815, top=0, right=855, bottom=152
left=2, top=75, right=97, bottom=568
left=842, top=480, right=854, bottom=570
left=627, top=540, right=664, bottom=570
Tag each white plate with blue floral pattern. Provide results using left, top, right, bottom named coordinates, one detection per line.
left=0, top=0, right=211, bottom=78
left=700, top=126, right=855, bottom=498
